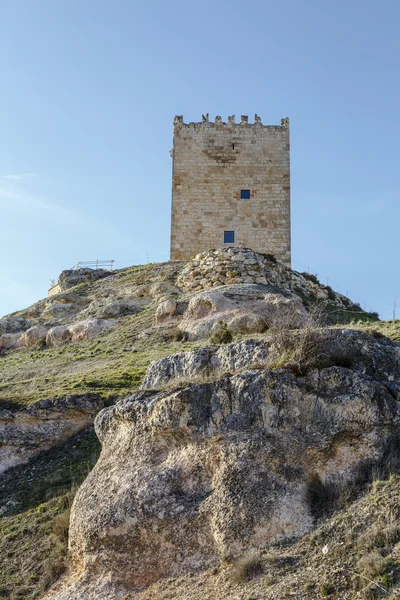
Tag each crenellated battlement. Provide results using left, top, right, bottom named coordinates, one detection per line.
left=173, top=114, right=289, bottom=128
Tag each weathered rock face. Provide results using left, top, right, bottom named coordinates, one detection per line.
left=155, top=299, right=177, bottom=323
left=177, top=285, right=307, bottom=340
left=69, top=318, right=115, bottom=342
left=58, top=268, right=113, bottom=291
left=19, top=324, right=49, bottom=348
left=95, top=299, right=143, bottom=319
left=141, top=339, right=271, bottom=389
left=0, top=316, right=33, bottom=334
left=50, top=330, right=400, bottom=599
left=142, top=329, right=400, bottom=390
left=0, top=395, right=104, bottom=475
left=0, top=332, right=22, bottom=350
left=46, top=325, right=72, bottom=346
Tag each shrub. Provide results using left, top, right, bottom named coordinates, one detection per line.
left=358, top=523, right=400, bottom=552
left=52, top=509, right=70, bottom=544
left=266, top=304, right=328, bottom=375
left=231, top=552, right=263, bottom=582
left=320, top=582, right=335, bottom=596
left=301, top=272, right=320, bottom=285
left=210, top=321, right=233, bottom=345
left=325, top=285, right=336, bottom=301
left=164, top=327, right=187, bottom=342
left=356, top=552, right=386, bottom=581
left=39, top=554, right=67, bottom=592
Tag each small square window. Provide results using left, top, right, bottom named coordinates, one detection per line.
left=241, top=189, right=250, bottom=199
left=224, top=231, right=234, bottom=243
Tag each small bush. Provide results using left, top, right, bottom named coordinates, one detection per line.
left=358, top=523, right=400, bottom=552
left=325, top=285, right=336, bottom=301
left=52, top=509, right=70, bottom=544
left=165, top=327, right=187, bottom=342
left=39, top=554, right=67, bottom=592
left=267, top=305, right=328, bottom=375
left=301, top=272, right=320, bottom=285
left=356, top=552, right=386, bottom=581
left=210, top=321, right=233, bottom=345
left=231, top=552, right=263, bottom=582
left=320, top=581, right=335, bottom=596
left=379, top=572, right=394, bottom=588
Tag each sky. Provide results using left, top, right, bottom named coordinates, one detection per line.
left=0, top=0, right=399, bottom=319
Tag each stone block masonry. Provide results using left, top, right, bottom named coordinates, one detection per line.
left=170, top=114, right=291, bottom=266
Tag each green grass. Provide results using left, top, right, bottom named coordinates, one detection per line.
left=0, top=496, right=69, bottom=599
left=0, top=427, right=101, bottom=598
left=0, top=309, right=197, bottom=408
left=0, top=260, right=191, bottom=408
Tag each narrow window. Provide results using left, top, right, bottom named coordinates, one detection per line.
left=232, top=143, right=235, bottom=149
left=224, top=231, right=234, bottom=243
left=241, top=189, right=250, bottom=200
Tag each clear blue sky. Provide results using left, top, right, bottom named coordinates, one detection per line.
left=1, top=0, right=399, bottom=319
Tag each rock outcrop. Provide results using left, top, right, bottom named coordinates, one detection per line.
left=58, top=268, right=113, bottom=291
left=177, top=285, right=307, bottom=340
left=47, top=329, right=400, bottom=599
left=177, top=247, right=354, bottom=310
left=0, top=394, right=104, bottom=475
left=19, top=324, right=49, bottom=347
left=68, top=318, right=115, bottom=342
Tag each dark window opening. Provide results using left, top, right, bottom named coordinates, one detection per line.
left=224, top=231, right=234, bottom=243
left=241, top=189, right=250, bottom=199
left=232, top=143, right=235, bottom=149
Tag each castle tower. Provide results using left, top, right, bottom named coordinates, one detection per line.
left=170, top=114, right=291, bottom=266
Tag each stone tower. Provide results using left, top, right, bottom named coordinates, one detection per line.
left=170, top=114, right=291, bottom=266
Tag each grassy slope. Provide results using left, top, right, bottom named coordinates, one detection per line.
left=1, top=260, right=399, bottom=599
left=0, top=428, right=100, bottom=599
left=0, top=262, right=195, bottom=408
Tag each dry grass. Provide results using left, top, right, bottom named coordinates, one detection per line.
left=356, top=552, right=386, bottom=580
left=231, top=552, right=264, bottom=582
left=51, top=508, right=70, bottom=545
left=266, top=304, right=330, bottom=374
left=210, top=321, right=233, bottom=345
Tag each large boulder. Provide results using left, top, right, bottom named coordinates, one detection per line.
left=47, top=329, right=400, bottom=599
left=96, top=299, right=143, bottom=319
left=143, top=329, right=400, bottom=390
left=46, top=325, right=72, bottom=346
left=0, top=332, right=22, bottom=351
left=155, top=298, right=177, bottom=323
left=58, top=268, right=113, bottom=291
left=69, top=318, right=115, bottom=342
left=41, top=302, right=81, bottom=323
left=141, top=339, right=270, bottom=389
left=19, top=325, right=48, bottom=348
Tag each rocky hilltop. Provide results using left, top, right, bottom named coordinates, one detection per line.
left=1, top=249, right=399, bottom=599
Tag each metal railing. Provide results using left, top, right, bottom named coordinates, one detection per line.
left=71, top=260, right=115, bottom=271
